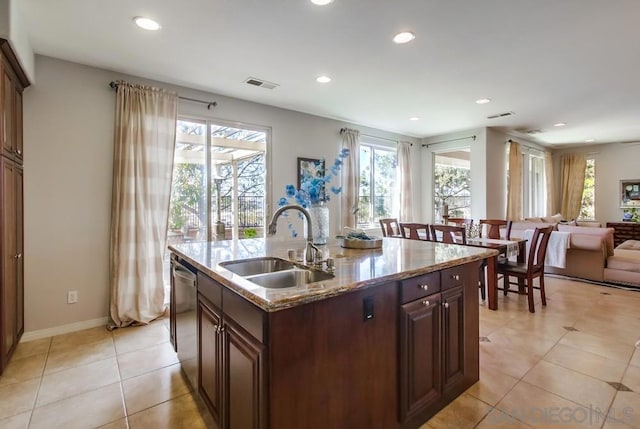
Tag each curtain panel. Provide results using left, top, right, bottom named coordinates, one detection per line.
left=340, top=128, right=360, bottom=229
left=397, top=142, right=413, bottom=221
left=506, top=141, right=523, bottom=220
left=560, top=153, right=587, bottom=220
left=109, top=81, right=178, bottom=328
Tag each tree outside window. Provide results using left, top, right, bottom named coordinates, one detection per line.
left=580, top=159, right=596, bottom=219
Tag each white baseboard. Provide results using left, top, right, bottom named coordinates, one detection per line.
left=21, top=317, right=110, bottom=342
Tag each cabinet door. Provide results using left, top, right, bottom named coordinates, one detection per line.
left=1, top=158, right=17, bottom=366
left=224, top=320, right=266, bottom=429
left=199, top=298, right=222, bottom=424
left=399, top=293, right=442, bottom=423
left=14, top=166, right=23, bottom=338
left=14, top=88, right=22, bottom=161
left=441, top=285, right=464, bottom=393
left=1, top=66, right=14, bottom=156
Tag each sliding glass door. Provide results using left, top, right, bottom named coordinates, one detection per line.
left=168, top=118, right=268, bottom=246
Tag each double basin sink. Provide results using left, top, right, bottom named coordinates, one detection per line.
left=219, top=257, right=334, bottom=289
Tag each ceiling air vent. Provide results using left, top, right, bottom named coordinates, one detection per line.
left=244, top=77, right=279, bottom=90
left=525, top=129, right=543, bottom=135
left=487, top=111, right=515, bottom=119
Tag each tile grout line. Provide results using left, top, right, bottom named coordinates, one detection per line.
left=26, top=336, right=53, bottom=428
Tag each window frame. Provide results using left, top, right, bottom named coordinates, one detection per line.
left=357, top=138, right=397, bottom=227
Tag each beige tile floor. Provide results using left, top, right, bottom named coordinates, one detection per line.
left=1, top=276, right=639, bottom=428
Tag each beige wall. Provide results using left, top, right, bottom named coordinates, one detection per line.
left=553, top=142, right=640, bottom=223
left=23, top=55, right=419, bottom=332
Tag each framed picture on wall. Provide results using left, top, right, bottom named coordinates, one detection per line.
left=297, top=157, right=325, bottom=190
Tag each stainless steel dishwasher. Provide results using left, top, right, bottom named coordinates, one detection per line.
left=171, top=255, right=198, bottom=390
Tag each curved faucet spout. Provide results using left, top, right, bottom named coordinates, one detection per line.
left=267, top=204, right=316, bottom=263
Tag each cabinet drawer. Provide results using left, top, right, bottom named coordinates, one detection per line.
left=441, top=265, right=467, bottom=291
left=400, top=272, right=440, bottom=304
left=223, top=288, right=265, bottom=343
left=197, top=272, right=222, bottom=309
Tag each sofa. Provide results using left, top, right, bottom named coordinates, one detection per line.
left=604, top=240, right=640, bottom=286
left=507, top=220, right=614, bottom=282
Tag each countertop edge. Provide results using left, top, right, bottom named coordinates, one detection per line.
left=170, top=243, right=498, bottom=312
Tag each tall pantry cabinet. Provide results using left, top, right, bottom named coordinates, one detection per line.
left=0, top=40, right=29, bottom=375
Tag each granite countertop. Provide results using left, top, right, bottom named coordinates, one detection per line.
left=169, top=237, right=498, bottom=312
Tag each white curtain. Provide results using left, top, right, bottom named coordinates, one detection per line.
left=506, top=141, right=523, bottom=220
left=397, top=141, right=413, bottom=221
left=544, top=151, right=555, bottom=215
left=340, top=128, right=360, bottom=229
left=109, top=81, right=178, bottom=328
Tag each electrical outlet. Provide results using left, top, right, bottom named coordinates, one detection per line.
left=67, top=290, right=78, bottom=304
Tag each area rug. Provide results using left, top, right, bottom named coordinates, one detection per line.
left=545, top=273, right=640, bottom=292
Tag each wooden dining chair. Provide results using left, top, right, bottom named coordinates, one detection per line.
left=430, top=224, right=466, bottom=244
left=478, top=219, right=511, bottom=239
left=379, top=218, right=400, bottom=237
left=447, top=218, right=473, bottom=228
left=399, top=223, right=431, bottom=241
left=497, top=226, right=553, bottom=313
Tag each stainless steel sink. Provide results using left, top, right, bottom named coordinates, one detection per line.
left=220, top=257, right=295, bottom=277
left=246, top=269, right=334, bottom=289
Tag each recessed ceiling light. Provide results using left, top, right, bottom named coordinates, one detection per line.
left=393, top=31, right=416, bottom=44
left=316, top=75, right=331, bottom=83
left=133, top=16, right=161, bottom=31
left=553, top=122, right=566, bottom=127
left=409, top=117, right=420, bottom=121
left=311, top=0, right=334, bottom=5
left=475, top=98, right=491, bottom=104
left=585, top=139, right=595, bottom=143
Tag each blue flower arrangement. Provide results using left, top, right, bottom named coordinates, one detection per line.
left=278, top=148, right=350, bottom=237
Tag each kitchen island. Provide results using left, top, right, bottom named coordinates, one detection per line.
left=169, top=237, right=497, bottom=429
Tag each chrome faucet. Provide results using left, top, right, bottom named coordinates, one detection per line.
left=267, top=204, right=320, bottom=264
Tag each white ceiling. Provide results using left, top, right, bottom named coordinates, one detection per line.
left=21, top=0, right=640, bottom=147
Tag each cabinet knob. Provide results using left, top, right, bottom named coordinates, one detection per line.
left=452, top=274, right=460, bottom=281
left=422, top=299, right=430, bottom=306
left=14, top=253, right=22, bottom=259
left=216, top=325, right=225, bottom=334
left=419, top=284, right=429, bottom=291
left=16, top=149, right=21, bottom=156
left=443, top=302, right=449, bottom=309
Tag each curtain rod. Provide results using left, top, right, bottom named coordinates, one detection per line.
left=506, top=139, right=547, bottom=152
left=340, top=127, right=413, bottom=146
left=108, top=81, right=218, bottom=110
left=421, top=135, right=476, bottom=148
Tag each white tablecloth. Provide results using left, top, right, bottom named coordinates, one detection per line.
left=522, top=229, right=571, bottom=268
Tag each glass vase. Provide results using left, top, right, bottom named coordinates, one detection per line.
left=306, top=202, right=330, bottom=245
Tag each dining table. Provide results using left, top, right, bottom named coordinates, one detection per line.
left=411, top=230, right=527, bottom=310
left=461, top=236, right=527, bottom=310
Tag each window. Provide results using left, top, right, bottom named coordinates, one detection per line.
left=168, top=118, right=268, bottom=244
left=506, top=144, right=547, bottom=218
left=526, top=154, right=546, bottom=217
left=433, top=149, right=471, bottom=222
left=580, top=159, right=596, bottom=219
left=358, top=143, right=397, bottom=225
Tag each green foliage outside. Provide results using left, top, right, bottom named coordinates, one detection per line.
left=433, top=164, right=471, bottom=220
left=358, top=146, right=396, bottom=224
left=580, top=159, right=595, bottom=219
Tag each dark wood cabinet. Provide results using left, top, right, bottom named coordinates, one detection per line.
left=399, top=292, right=442, bottom=423
left=607, top=222, right=640, bottom=247
left=399, top=266, right=478, bottom=429
left=224, top=318, right=266, bottom=429
left=199, top=296, right=222, bottom=423
left=171, top=250, right=481, bottom=429
left=0, top=40, right=27, bottom=375
left=1, top=48, right=24, bottom=163
left=197, top=273, right=266, bottom=429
